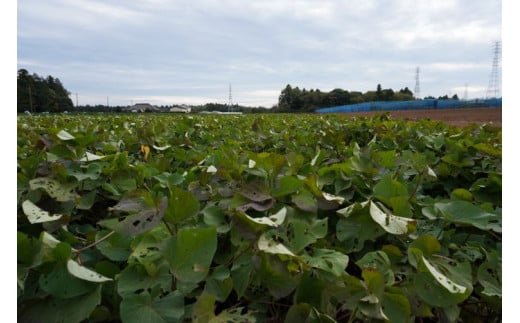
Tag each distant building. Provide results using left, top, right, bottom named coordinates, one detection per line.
left=169, top=105, right=191, bottom=113
left=123, top=103, right=161, bottom=113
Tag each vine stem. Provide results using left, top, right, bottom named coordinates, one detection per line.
left=226, top=240, right=256, bottom=268
left=74, top=230, right=115, bottom=253
left=408, top=171, right=423, bottom=202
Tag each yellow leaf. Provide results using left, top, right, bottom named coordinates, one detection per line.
left=140, top=144, right=150, bottom=161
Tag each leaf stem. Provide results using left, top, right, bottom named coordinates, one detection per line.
left=162, top=219, right=175, bottom=236
left=74, top=230, right=115, bottom=253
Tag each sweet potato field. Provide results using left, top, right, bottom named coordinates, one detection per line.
left=17, top=113, right=502, bottom=322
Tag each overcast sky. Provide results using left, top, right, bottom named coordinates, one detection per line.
left=17, top=0, right=502, bottom=107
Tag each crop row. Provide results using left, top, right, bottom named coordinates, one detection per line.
left=17, top=113, right=501, bottom=322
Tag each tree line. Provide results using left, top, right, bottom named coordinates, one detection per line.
left=273, top=84, right=458, bottom=112
left=17, top=69, right=459, bottom=114
left=17, top=69, right=74, bottom=113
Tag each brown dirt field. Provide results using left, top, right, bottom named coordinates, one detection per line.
left=338, top=107, right=502, bottom=127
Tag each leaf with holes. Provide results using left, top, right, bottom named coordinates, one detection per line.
left=99, top=197, right=167, bottom=236
left=67, top=259, right=112, bottom=282
left=369, top=201, right=416, bottom=235
left=477, top=249, right=501, bottom=297
left=302, top=248, right=348, bottom=277
left=257, top=233, right=295, bottom=257
left=22, top=200, right=63, bottom=224
left=29, top=177, right=79, bottom=202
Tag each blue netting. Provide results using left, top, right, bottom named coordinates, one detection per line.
left=315, top=98, right=502, bottom=113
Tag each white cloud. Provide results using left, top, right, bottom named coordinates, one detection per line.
left=18, top=0, right=502, bottom=106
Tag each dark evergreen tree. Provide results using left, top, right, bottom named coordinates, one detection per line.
left=17, top=69, right=74, bottom=113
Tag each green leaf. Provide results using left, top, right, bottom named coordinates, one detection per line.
left=381, top=291, right=411, bottom=323
left=95, top=230, right=132, bottom=261
left=477, top=250, right=501, bottom=297
left=434, top=200, right=501, bottom=232
left=473, top=142, right=501, bottom=157
left=204, top=267, right=233, bottom=302
left=373, top=174, right=409, bottom=205
left=39, top=263, right=97, bottom=299
left=77, top=190, right=97, bottom=210
left=258, top=253, right=300, bottom=298
left=164, top=186, right=200, bottom=224
left=302, top=248, right=348, bottom=277
left=162, top=226, right=217, bottom=283
left=272, top=175, right=303, bottom=197
left=202, top=206, right=230, bottom=233
left=284, top=303, right=335, bottom=323
left=294, top=273, right=328, bottom=310
left=292, top=189, right=318, bottom=213
left=336, top=201, right=385, bottom=252
left=192, top=293, right=216, bottom=323
left=117, top=263, right=172, bottom=297
left=18, top=231, right=42, bottom=268
left=231, top=252, right=254, bottom=298
left=120, top=291, right=184, bottom=323
left=450, top=188, right=473, bottom=201
left=409, top=235, right=441, bottom=258
left=19, top=285, right=101, bottom=323
left=112, top=177, right=137, bottom=192
left=290, top=217, right=328, bottom=253
left=356, top=251, right=394, bottom=285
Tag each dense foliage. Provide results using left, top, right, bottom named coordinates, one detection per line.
left=274, top=84, right=416, bottom=112
left=17, top=113, right=501, bottom=322
left=17, top=69, right=74, bottom=113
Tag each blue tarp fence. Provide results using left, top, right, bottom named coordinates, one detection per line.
left=315, top=98, right=502, bottom=113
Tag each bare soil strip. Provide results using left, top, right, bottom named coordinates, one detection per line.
left=338, top=107, right=502, bottom=127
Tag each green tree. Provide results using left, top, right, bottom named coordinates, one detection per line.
left=17, top=69, right=74, bottom=113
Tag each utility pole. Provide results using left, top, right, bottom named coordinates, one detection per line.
left=75, top=93, right=78, bottom=107
left=228, top=83, right=233, bottom=112
left=107, top=96, right=109, bottom=108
